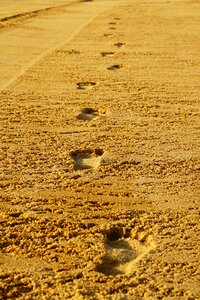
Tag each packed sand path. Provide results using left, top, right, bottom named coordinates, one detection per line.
left=0, top=0, right=200, bottom=299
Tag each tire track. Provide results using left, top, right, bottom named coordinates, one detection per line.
left=0, top=0, right=122, bottom=92
left=0, top=0, right=81, bottom=31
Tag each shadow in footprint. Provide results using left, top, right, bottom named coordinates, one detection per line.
left=107, top=64, right=122, bottom=71
left=101, top=52, right=115, bottom=57
left=77, top=108, right=99, bottom=121
left=96, top=226, right=155, bottom=276
left=70, top=149, right=104, bottom=170
left=114, top=42, right=125, bottom=48
left=77, top=82, right=98, bottom=90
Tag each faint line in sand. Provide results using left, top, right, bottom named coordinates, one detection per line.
left=0, top=0, right=123, bottom=92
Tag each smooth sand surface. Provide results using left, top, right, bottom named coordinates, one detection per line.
left=0, top=0, right=200, bottom=299
left=0, top=0, right=74, bottom=19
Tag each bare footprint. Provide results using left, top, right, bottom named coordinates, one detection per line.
left=77, top=108, right=106, bottom=121
left=109, top=22, right=117, bottom=25
left=96, top=226, right=155, bottom=276
left=107, top=64, right=122, bottom=71
left=101, top=52, right=115, bottom=57
left=70, top=149, right=104, bottom=170
left=77, top=108, right=99, bottom=121
left=77, top=82, right=98, bottom=90
left=114, top=42, right=125, bottom=48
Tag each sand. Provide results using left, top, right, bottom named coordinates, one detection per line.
left=0, top=0, right=200, bottom=299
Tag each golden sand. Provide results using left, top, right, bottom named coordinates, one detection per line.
left=0, top=0, right=199, bottom=299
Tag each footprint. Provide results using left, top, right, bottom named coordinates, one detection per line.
left=77, top=82, right=98, bottom=90
left=109, top=27, right=116, bottom=30
left=77, top=108, right=106, bottom=121
left=107, top=64, right=122, bottom=71
left=114, top=42, right=125, bottom=48
left=96, top=226, right=155, bottom=276
left=77, top=108, right=99, bottom=121
left=109, top=22, right=117, bottom=25
left=101, top=52, right=115, bottom=57
left=104, top=33, right=113, bottom=37
left=70, top=149, right=104, bottom=170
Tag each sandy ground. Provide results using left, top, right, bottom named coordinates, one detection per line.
left=0, top=0, right=200, bottom=299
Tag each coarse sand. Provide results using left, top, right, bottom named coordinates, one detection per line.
left=0, top=0, right=200, bottom=299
